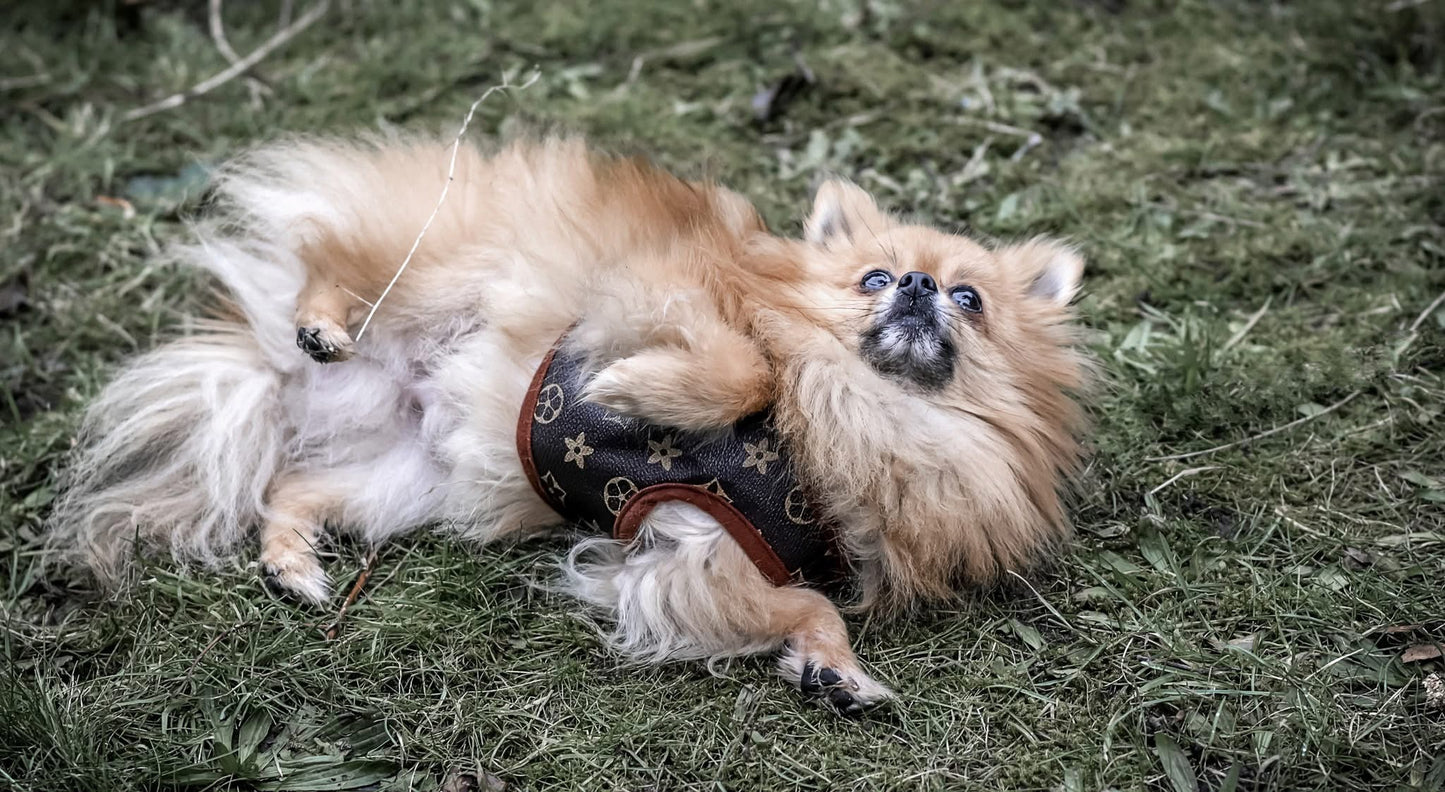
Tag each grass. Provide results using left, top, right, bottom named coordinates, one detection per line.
left=2, top=0, right=1443, bottom=789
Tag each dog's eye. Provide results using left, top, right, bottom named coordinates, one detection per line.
left=860, top=270, right=893, bottom=291
left=950, top=286, right=983, bottom=313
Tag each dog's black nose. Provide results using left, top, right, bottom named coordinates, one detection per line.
left=897, top=271, right=937, bottom=295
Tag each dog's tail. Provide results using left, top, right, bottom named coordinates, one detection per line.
left=44, top=142, right=344, bottom=585
left=46, top=324, right=291, bottom=583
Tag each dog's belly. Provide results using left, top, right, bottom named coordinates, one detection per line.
left=414, top=324, right=565, bottom=541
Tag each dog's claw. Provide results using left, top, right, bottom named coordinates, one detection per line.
left=296, top=326, right=351, bottom=363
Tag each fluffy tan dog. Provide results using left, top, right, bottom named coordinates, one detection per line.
left=49, top=136, right=1089, bottom=714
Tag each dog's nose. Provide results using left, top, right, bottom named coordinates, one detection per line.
left=897, top=271, right=937, bottom=295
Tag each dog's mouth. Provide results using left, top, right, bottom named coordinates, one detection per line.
left=859, top=292, right=955, bottom=390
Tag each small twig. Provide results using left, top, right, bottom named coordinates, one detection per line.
left=1221, top=296, right=1271, bottom=352
left=953, top=115, right=1042, bottom=141
left=1409, top=289, right=1445, bottom=333
left=123, top=0, right=330, bottom=122
left=324, top=549, right=379, bottom=640
left=354, top=68, right=541, bottom=340
left=208, top=0, right=271, bottom=105
left=1147, top=390, right=1363, bottom=462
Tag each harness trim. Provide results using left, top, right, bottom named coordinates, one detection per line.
left=614, top=483, right=793, bottom=586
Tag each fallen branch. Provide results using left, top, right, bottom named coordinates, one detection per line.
left=123, top=0, right=329, bottom=122
left=355, top=68, right=542, bottom=340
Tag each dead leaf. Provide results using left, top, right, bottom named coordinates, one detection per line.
left=1402, top=643, right=1443, bottom=663
left=1225, top=633, right=1258, bottom=652
left=1210, top=632, right=1258, bottom=653
left=440, top=773, right=478, bottom=792
left=1342, top=547, right=1374, bottom=571
left=752, top=54, right=816, bottom=123
left=441, top=770, right=505, bottom=792
left=752, top=73, right=812, bottom=123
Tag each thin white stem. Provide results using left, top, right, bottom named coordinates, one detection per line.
left=208, top=0, right=242, bottom=64
left=354, top=69, right=542, bottom=341
left=1409, top=289, right=1445, bottom=333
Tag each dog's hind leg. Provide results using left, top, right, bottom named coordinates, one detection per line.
left=294, top=269, right=363, bottom=364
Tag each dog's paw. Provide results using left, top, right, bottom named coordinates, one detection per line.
left=583, top=354, right=740, bottom=431
left=780, top=650, right=893, bottom=716
left=582, top=359, right=650, bottom=418
left=260, top=552, right=331, bottom=605
left=295, top=321, right=353, bottom=364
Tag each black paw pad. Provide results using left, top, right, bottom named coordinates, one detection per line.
left=296, top=327, right=337, bottom=363
left=800, top=661, right=867, bottom=716
left=827, top=687, right=865, bottom=716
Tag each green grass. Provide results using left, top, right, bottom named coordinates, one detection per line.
left=3, top=0, right=1444, bottom=789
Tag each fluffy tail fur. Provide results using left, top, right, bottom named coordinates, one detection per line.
left=47, top=326, right=289, bottom=582
left=47, top=141, right=337, bottom=583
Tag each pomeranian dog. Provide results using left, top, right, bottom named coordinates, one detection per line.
left=48, top=135, right=1089, bottom=714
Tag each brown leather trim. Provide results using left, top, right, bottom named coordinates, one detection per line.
left=613, top=483, right=794, bottom=587
left=516, top=345, right=562, bottom=512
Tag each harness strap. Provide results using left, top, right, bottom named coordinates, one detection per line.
left=517, top=345, right=561, bottom=509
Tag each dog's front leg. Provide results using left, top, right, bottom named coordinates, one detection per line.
left=565, top=502, right=891, bottom=715
left=764, top=587, right=895, bottom=715
left=582, top=323, right=773, bottom=431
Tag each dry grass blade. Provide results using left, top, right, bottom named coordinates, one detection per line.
left=1220, top=297, right=1270, bottom=353
left=354, top=69, right=542, bottom=341
left=1409, top=289, right=1445, bottom=333
left=1146, top=390, right=1363, bottom=462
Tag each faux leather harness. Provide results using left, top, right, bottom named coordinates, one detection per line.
left=516, top=338, right=842, bottom=588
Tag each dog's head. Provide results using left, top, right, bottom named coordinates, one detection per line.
left=745, top=180, right=1091, bottom=611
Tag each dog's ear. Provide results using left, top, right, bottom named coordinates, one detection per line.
left=805, top=178, right=890, bottom=247
left=1001, top=238, right=1085, bottom=307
